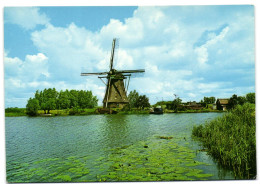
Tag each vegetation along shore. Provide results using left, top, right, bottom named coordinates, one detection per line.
left=192, top=102, right=256, bottom=179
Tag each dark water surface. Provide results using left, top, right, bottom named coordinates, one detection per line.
left=5, top=113, right=235, bottom=182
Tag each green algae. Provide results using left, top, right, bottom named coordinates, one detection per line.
left=7, top=135, right=215, bottom=182
left=7, top=156, right=90, bottom=183
left=94, top=136, right=214, bottom=181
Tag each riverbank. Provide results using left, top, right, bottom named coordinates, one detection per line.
left=192, top=103, right=256, bottom=179
left=5, top=107, right=224, bottom=117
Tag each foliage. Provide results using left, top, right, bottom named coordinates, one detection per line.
left=26, top=98, right=40, bottom=116
left=5, top=107, right=25, bottom=113
left=128, top=90, right=150, bottom=109
left=246, top=92, right=255, bottom=104
left=202, top=97, right=216, bottom=104
left=228, top=93, right=255, bottom=109
left=153, top=101, right=172, bottom=107
left=5, top=107, right=26, bottom=116
left=32, top=88, right=98, bottom=114
left=135, top=95, right=150, bottom=109
left=128, top=90, right=139, bottom=108
left=192, top=103, right=256, bottom=179
left=172, top=97, right=182, bottom=112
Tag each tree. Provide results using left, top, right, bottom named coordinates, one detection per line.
left=69, top=90, right=78, bottom=108
left=246, top=93, right=255, bottom=104
left=128, top=90, right=139, bottom=108
left=26, top=98, right=40, bottom=116
left=135, top=95, right=150, bottom=109
left=57, top=90, right=70, bottom=109
left=46, top=98, right=56, bottom=114
left=237, top=96, right=246, bottom=105
left=172, top=97, right=182, bottom=112
left=228, top=94, right=238, bottom=109
left=203, top=96, right=216, bottom=104
left=33, top=88, right=98, bottom=113
left=78, top=90, right=98, bottom=108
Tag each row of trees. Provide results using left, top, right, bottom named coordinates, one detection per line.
left=228, top=92, right=255, bottom=109
left=128, top=90, right=150, bottom=109
left=26, top=88, right=98, bottom=116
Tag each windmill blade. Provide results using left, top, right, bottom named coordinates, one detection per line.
left=116, top=69, right=145, bottom=73
left=109, top=38, right=118, bottom=70
left=81, top=72, right=108, bottom=76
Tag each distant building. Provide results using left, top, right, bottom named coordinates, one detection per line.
left=182, top=101, right=203, bottom=110
left=216, top=99, right=229, bottom=111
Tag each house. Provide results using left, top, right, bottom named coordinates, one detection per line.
left=182, top=101, right=203, bottom=110
left=216, top=99, right=229, bottom=111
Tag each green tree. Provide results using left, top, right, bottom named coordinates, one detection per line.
left=34, top=88, right=58, bottom=113
left=172, top=97, right=182, bottom=112
left=78, top=90, right=98, bottom=108
left=246, top=92, right=255, bottom=104
left=46, top=98, right=56, bottom=114
left=26, top=98, right=40, bottom=116
left=203, top=96, right=216, bottom=104
left=69, top=90, right=79, bottom=108
left=57, top=90, right=70, bottom=109
left=128, top=90, right=139, bottom=108
left=238, top=96, right=246, bottom=105
left=135, top=95, right=150, bottom=109
left=228, top=94, right=238, bottom=109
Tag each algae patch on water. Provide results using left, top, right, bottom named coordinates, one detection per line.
left=7, top=156, right=90, bottom=183
left=96, top=136, right=213, bottom=181
left=7, top=136, right=214, bottom=182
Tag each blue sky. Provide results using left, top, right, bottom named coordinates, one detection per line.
left=4, top=6, right=255, bottom=107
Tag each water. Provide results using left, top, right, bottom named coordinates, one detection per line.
left=5, top=113, right=235, bottom=182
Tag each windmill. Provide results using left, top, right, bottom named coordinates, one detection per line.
left=81, top=38, right=145, bottom=108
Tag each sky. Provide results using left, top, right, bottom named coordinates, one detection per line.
left=3, top=5, right=255, bottom=107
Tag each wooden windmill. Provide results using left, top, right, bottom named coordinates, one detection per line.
left=81, top=38, right=145, bottom=108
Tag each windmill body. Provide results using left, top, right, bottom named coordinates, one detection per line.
left=81, top=38, right=145, bottom=108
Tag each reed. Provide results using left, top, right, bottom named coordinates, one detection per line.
left=192, top=103, right=256, bottom=179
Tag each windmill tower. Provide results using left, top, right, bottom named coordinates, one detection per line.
left=81, top=38, right=145, bottom=108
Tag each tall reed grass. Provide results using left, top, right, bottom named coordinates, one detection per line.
left=192, top=103, right=256, bottom=179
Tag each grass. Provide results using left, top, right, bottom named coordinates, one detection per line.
left=5, top=106, right=221, bottom=117
left=192, top=103, right=256, bottom=179
left=164, top=108, right=221, bottom=113
left=5, top=107, right=27, bottom=117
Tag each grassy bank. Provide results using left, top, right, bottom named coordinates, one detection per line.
left=5, top=107, right=222, bottom=117
left=192, top=103, right=256, bottom=179
left=165, top=109, right=221, bottom=113
left=5, top=108, right=27, bottom=117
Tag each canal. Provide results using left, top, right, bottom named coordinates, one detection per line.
left=5, top=113, right=235, bottom=182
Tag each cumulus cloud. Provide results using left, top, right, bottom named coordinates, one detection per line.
left=4, top=6, right=255, bottom=107
left=4, top=7, right=50, bottom=30
left=195, top=26, right=229, bottom=65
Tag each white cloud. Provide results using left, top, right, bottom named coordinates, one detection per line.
left=4, top=7, right=49, bottom=30
left=4, top=52, right=49, bottom=86
left=4, top=6, right=255, bottom=107
left=195, top=26, right=229, bottom=65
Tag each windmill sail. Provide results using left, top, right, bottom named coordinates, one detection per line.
left=81, top=72, right=108, bottom=76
